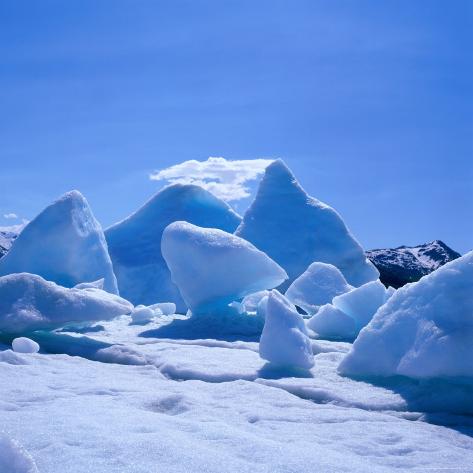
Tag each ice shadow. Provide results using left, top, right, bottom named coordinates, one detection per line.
left=257, top=362, right=314, bottom=380
left=347, top=373, right=473, bottom=437
left=140, top=314, right=263, bottom=343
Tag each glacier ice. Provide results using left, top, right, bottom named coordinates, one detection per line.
left=307, top=304, right=357, bottom=340
left=259, top=290, right=314, bottom=369
left=332, top=279, right=391, bottom=332
left=235, top=160, right=379, bottom=290
left=130, top=305, right=157, bottom=325
left=0, top=273, right=133, bottom=334
left=105, top=184, right=241, bottom=311
left=12, top=337, right=40, bottom=354
left=149, top=302, right=176, bottom=315
left=0, top=191, right=118, bottom=294
left=241, top=290, right=270, bottom=314
left=286, top=262, right=353, bottom=314
left=339, top=251, right=473, bottom=379
left=161, top=221, right=287, bottom=315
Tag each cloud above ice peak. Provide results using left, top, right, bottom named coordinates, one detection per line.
left=3, top=213, right=18, bottom=220
left=150, top=157, right=274, bottom=202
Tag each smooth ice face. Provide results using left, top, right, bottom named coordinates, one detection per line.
left=105, top=184, right=242, bottom=311
left=148, top=302, right=176, bottom=316
left=161, top=221, right=287, bottom=315
left=12, top=337, right=40, bottom=354
left=286, top=262, right=353, bottom=314
left=0, top=273, right=133, bottom=334
left=259, top=290, right=314, bottom=370
left=235, top=160, right=379, bottom=290
left=332, top=280, right=390, bottom=332
left=307, top=304, right=357, bottom=341
left=0, top=434, right=39, bottom=473
left=339, top=251, right=473, bottom=379
left=0, top=191, right=118, bottom=294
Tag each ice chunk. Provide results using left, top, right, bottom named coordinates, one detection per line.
left=332, top=280, right=389, bottom=331
left=130, top=305, right=157, bottom=325
left=0, top=191, right=118, bottom=294
left=0, top=273, right=132, bottom=334
left=0, top=434, right=38, bottom=473
left=161, top=221, right=287, bottom=315
left=286, top=262, right=353, bottom=314
left=241, top=290, right=270, bottom=313
left=339, top=251, right=473, bottom=379
left=259, top=290, right=314, bottom=369
left=307, top=304, right=357, bottom=341
left=74, top=278, right=105, bottom=290
left=12, top=337, right=40, bottom=354
left=148, top=302, right=176, bottom=315
left=105, top=184, right=241, bottom=311
left=235, top=160, right=379, bottom=290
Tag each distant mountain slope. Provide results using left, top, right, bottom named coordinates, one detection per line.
left=0, top=230, right=18, bottom=258
left=366, top=240, right=461, bottom=288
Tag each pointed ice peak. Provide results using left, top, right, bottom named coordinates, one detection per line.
left=236, top=161, right=379, bottom=289
left=0, top=191, right=118, bottom=294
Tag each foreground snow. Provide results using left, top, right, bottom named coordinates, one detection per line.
left=1, top=314, right=472, bottom=473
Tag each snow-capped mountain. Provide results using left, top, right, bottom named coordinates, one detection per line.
left=0, top=230, right=18, bottom=258
left=366, top=240, right=461, bottom=288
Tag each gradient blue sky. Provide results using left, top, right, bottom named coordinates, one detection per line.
left=1, top=0, right=472, bottom=252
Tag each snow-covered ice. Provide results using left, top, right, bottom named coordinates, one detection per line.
left=148, top=302, right=176, bottom=315
left=0, top=191, right=118, bottom=294
left=161, top=221, right=287, bottom=315
left=286, top=262, right=353, bottom=314
left=1, top=317, right=473, bottom=472
left=105, top=184, right=241, bottom=311
left=0, top=273, right=132, bottom=333
left=259, top=290, right=314, bottom=370
left=12, top=337, right=40, bottom=354
left=235, top=160, right=379, bottom=289
left=340, top=251, right=473, bottom=385
left=130, top=305, right=157, bottom=325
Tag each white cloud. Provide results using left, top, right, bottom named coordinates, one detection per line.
left=3, top=213, right=18, bottom=220
left=150, top=157, right=274, bottom=202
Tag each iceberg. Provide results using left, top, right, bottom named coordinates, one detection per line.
left=332, top=279, right=391, bottom=332
left=259, top=290, right=314, bottom=369
left=339, top=251, right=473, bottom=379
left=0, top=191, right=118, bottom=294
left=105, top=184, right=241, bottom=311
left=307, top=303, right=357, bottom=340
left=12, top=337, right=40, bottom=354
left=285, top=262, right=353, bottom=314
left=161, top=221, right=287, bottom=315
left=235, top=160, right=379, bottom=290
left=0, top=273, right=132, bottom=334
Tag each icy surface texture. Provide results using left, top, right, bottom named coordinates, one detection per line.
left=259, top=290, right=314, bottom=369
left=0, top=273, right=132, bottom=333
left=339, top=251, right=473, bottom=380
left=0, top=191, right=118, bottom=294
left=161, top=221, right=287, bottom=316
left=235, top=160, right=379, bottom=290
left=286, top=262, right=353, bottom=314
left=307, top=304, right=357, bottom=340
left=12, top=338, right=40, bottom=354
left=332, top=280, right=391, bottom=332
left=241, top=290, right=270, bottom=314
left=105, top=184, right=241, bottom=311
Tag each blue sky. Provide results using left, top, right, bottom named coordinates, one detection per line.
left=0, top=0, right=472, bottom=253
